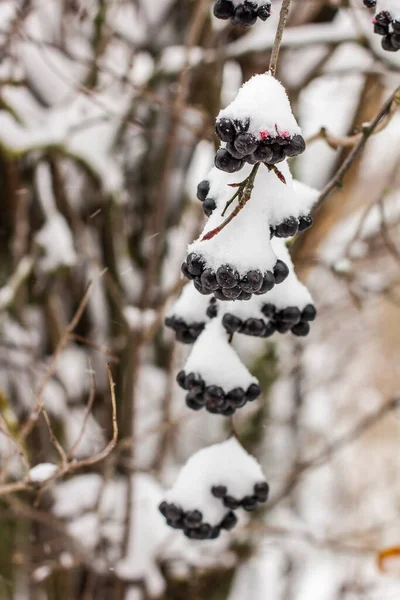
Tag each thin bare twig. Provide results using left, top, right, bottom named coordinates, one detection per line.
left=269, top=0, right=293, bottom=77
left=316, top=86, right=400, bottom=210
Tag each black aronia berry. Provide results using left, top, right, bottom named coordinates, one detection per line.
left=213, top=0, right=272, bottom=27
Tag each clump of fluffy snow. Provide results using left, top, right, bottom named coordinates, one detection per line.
left=218, top=73, right=302, bottom=140
left=265, top=239, right=313, bottom=310
left=29, top=463, right=58, bottom=483
left=167, top=283, right=212, bottom=324
left=165, top=437, right=266, bottom=524
left=184, top=319, right=258, bottom=390
left=35, top=214, right=77, bottom=273
left=189, top=165, right=280, bottom=274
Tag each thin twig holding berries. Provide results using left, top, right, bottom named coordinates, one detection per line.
left=201, top=163, right=260, bottom=241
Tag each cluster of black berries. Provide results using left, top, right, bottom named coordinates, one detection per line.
left=372, top=11, right=400, bottom=51
left=213, top=0, right=271, bottom=27
left=159, top=502, right=237, bottom=540
left=212, top=481, right=269, bottom=512
left=177, top=369, right=261, bottom=415
left=261, top=302, right=317, bottom=336
left=215, top=117, right=306, bottom=174
left=181, top=253, right=289, bottom=301
left=165, top=315, right=205, bottom=344
left=196, top=180, right=217, bottom=217
left=222, top=313, right=275, bottom=338
left=270, top=215, right=313, bottom=238
left=222, top=303, right=317, bottom=338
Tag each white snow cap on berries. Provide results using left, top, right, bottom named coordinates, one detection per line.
left=165, top=437, right=266, bottom=524
left=189, top=166, right=279, bottom=274
left=266, top=238, right=313, bottom=310
left=217, top=73, right=302, bottom=140
left=184, top=319, right=258, bottom=390
left=376, top=0, right=400, bottom=18
left=167, top=283, right=211, bottom=323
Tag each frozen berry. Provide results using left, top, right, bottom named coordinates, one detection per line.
left=261, top=303, right=276, bottom=318
left=234, top=118, right=250, bottom=134
left=186, top=253, right=205, bottom=276
left=363, top=0, right=376, bottom=6
left=226, top=141, right=246, bottom=160
left=159, top=501, right=168, bottom=517
left=266, top=145, right=285, bottom=164
left=284, top=134, right=306, bottom=157
left=213, top=0, right=234, bottom=19
left=215, top=117, right=236, bottom=142
left=232, top=2, right=258, bottom=27
left=238, top=290, right=252, bottom=300
left=242, top=495, right=258, bottom=511
left=242, top=318, right=265, bottom=336
left=216, top=265, right=239, bottom=289
left=375, top=22, right=389, bottom=35
left=281, top=307, right=301, bottom=324
left=375, top=11, right=392, bottom=26
left=256, top=271, right=275, bottom=294
left=201, top=269, right=219, bottom=291
left=215, top=148, right=244, bottom=173
left=224, top=495, right=240, bottom=509
left=382, top=35, right=397, bottom=51
left=226, top=387, right=246, bottom=407
left=209, top=527, right=220, bottom=539
left=223, top=285, right=242, bottom=300
left=203, top=197, right=217, bottom=217
left=184, top=510, right=203, bottom=528
left=302, top=304, right=317, bottom=321
left=165, top=503, right=183, bottom=523
left=391, top=33, right=400, bottom=50
left=207, top=298, right=219, bottom=319
left=222, top=313, right=242, bottom=333
left=181, top=261, right=194, bottom=280
left=298, top=214, right=313, bottom=232
left=262, top=322, right=276, bottom=338
left=204, top=386, right=225, bottom=405
left=222, top=406, right=236, bottom=416
left=254, top=482, right=269, bottom=502
left=393, top=20, right=400, bottom=34
left=291, top=321, right=310, bottom=336
left=199, top=523, right=212, bottom=538
left=257, top=2, right=271, bottom=20
left=275, top=217, right=298, bottom=238
left=273, top=260, right=289, bottom=284
left=253, top=142, right=273, bottom=163
left=186, top=393, right=205, bottom=411
left=220, top=511, right=238, bottom=531
left=240, top=269, right=263, bottom=293
left=246, top=383, right=261, bottom=402
left=234, top=132, right=258, bottom=156
left=212, top=485, right=227, bottom=498
left=197, top=180, right=210, bottom=201
left=177, top=370, right=188, bottom=389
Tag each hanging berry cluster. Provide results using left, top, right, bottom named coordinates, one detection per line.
left=213, top=0, right=272, bottom=27
left=363, top=0, right=400, bottom=52
left=160, top=4, right=319, bottom=541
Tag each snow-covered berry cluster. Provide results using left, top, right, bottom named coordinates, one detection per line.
left=215, top=76, right=306, bottom=174
left=366, top=0, right=400, bottom=51
left=159, top=438, right=269, bottom=539
left=163, top=71, right=317, bottom=540
left=176, top=319, right=261, bottom=415
left=213, top=0, right=271, bottom=27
